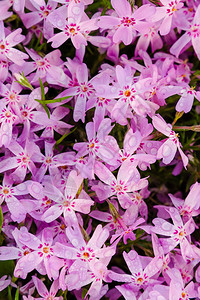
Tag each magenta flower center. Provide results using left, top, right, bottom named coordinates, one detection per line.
left=77, top=246, right=95, bottom=262
left=121, top=17, right=136, bottom=27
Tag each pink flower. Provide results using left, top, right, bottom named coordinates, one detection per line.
left=53, top=224, right=115, bottom=266
left=170, top=5, right=200, bottom=60
left=167, top=268, right=198, bottom=300
left=31, top=276, right=63, bottom=300
left=20, top=0, right=57, bottom=39
left=98, top=0, right=155, bottom=45
left=14, top=227, right=64, bottom=279
left=0, top=21, right=28, bottom=65
left=48, top=1, right=98, bottom=49
left=151, top=207, right=198, bottom=261
left=42, top=170, right=94, bottom=225
left=152, top=114, right=188, bottom=168
left=109, top=250, right=163, bottom=289
left=150, top=0, right=184, bottom=36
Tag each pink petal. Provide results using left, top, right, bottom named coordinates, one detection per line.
left=152, top=218, right=175, bottom=236
left=42, top=205, right=62, bottom=223
left=157, top=139, right=177, bottom=164
left=94, top=161, right=116, bottom=185
left=152, top=115, right=172, bottom=137
left=48, top=32, right=69, bottom=48
left=123, top=250, right=143, bottom=275
left=0, top=246, right=21, bottom=260
left=32, top=276, right=48, bottom=297
left=111, top=0, right=132, bottom=17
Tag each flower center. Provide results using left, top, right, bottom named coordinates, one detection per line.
left=3, top=188, right=9, bottom=194
left=43, top=10, right=49, bottom=17
left=89, top=143, right=95, bottom=148
left=43, top=246, right=50, bottom=254
left=0, top=44, right=5, bottom=50
left=70, top=28, right=76, bottom=33
left=37, top=60, right=45, bottom=67
left=124, top=89, right=131, bottom=97
left=137, top=277, right=143, bottom=284
left=9, top=93, right=16, bottom=100
left=115, top=185, right=123, bottom=192
left=22, top=111, right=28, bottom=117
left=81, top=86, right=88, bottom=92
left=5, top=112, right=11, bottom=118
left=83, top=252, right=90, bottom=259
left=22, top=156, right=30, bottom=163
left=45, top=157, right=52, bottom=164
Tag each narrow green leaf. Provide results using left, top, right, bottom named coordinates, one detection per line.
left=39, top=78, right=45, bottom=101
left=14, top=287, right=19, bottom=300
left=35, top=95, right=71, bottom=104
left=38, top=78, right=50, bottom=118
left=35, top=32, right=42, bottom=50
left=43, top=105, right=50, bottom=119
left=82, top=288, right=88, bottom=299
left=0, top=207, right=3, bottom=232
left=54, top=127, right=77, bottom=148
left=8, top=286, right=12, bottom=300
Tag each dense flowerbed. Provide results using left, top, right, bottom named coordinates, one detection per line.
left=0, top=0, right=200, bottom=299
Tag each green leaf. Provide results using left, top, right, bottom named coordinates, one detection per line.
left=34, top=32, right=42, bottom=50
left=38, top=78, right=50, bottom=118
left=54, top=127, right=77, bottom=148
left=14, top=287, right=19, bottom=300
left=35, top=95, right=71, bottom=104
left=8, top=286, right=12, bottom=300
left=82, top=288, right=88, bottom=299
left=39, top=78, right=45, bottom=101
left=0, top=207, right=3, bottom=232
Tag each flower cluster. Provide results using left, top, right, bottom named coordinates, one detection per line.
left=0, top=0, right=200, bottom=299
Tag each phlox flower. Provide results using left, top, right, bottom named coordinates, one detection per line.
left=0, top=106, right=19, bottom=148
left=35, top=106, right=72, bottom=139
left=57, top=63, right=95, bottom=122
left=65, top=259, right=110, bottom=300
left=151, top=207, right=197, bottom=261
left=0, top=139, right=42, bottom=183
left=53, top=224, right=115, bottom=268
left=167, top=268, right=198, bottom=300
left=0, top=21, right=28, bottom=65
left=96, top=65, right=159, bottom=125
left=152, top=114, right=188, bottom=168
left=150, top=0, right=184, bottom=36
left=117, top=127, right=157, bottom=169
left=0, top=174, right=42, bottom=222
left=42, top=170, right=94, bottom=225
left=48, top=1, right=98, bottom=49
left=93, top=160, right=148, bottom=209
left=98, top=0, right=155, bottom=45
left=171, top=251, right=199, bottom=285
left=158, top=83, right=200, bottom=113
left=73, top=118, right=120, bottom=172
left=0, top=80, right=28, bottom=116
left=168, top=182, right=200, bottom=222
left=170, top=5, right=200, bottom=60
left=14, top=227, right=64, bottom=279
left=23, top=276, right=63, bottom=300
left=109, top=250, right=163, bottom=290
left=135, top=22, right=163, bottom=56
left=20, top=0, right=57, bottom=40
left=12, top=48, right=69, bottom=87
